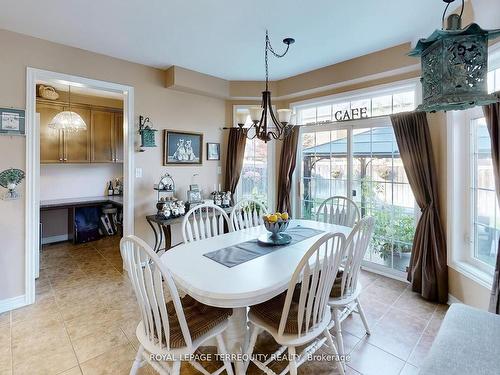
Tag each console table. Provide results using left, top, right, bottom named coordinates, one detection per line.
left=146, top=206, right=232, bottom=253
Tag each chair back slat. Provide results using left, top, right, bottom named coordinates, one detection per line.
left=338, top=217, right=375, bottom=298
left=316, top=196, right=360, bottom=227
left=230, top=199, right=268, bottom=231
left=182, top=203, right=231, bottom=243
left=278, top=232, right=346, bottom=338
left=121, top=235, right=193, bottom=350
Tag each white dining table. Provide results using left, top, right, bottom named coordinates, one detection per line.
left=160, top=219, right=352, bottom=374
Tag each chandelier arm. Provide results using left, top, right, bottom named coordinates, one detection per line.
left=267, top=91, right=284, bottom=131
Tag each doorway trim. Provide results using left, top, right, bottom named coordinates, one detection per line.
left=25, top=67, right=135, bottom=305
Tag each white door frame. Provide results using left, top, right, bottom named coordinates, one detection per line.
left=25, top=67, right=135, bottom=305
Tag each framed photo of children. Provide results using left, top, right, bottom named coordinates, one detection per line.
left=163, top=130, right=203, bottom=165
left=207, top=143, right=220, bottom=161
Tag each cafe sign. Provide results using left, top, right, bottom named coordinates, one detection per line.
left=334, top=107, right=369, bottom=122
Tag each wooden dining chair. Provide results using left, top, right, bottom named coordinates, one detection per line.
left=316, top=196, right=360, bottom=227
left=120, top=235, right=234, bottom=375
left=328, top=216, right=375, bottom=358
left=246, top=232, right=347, bottom=375
left=181, top=203, right=231, bottom=243
left=229, top=198, right=268, bottom=231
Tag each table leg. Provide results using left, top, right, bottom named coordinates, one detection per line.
left=146, top=217, right=160, bottom=252
left=223, top=307, right=249, bottom=375
left=161, top=224, right=172, bottom=251
left=156, top=222, right=164, bottom=252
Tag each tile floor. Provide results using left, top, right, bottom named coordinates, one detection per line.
left=0, top=236, right=448, bottom=375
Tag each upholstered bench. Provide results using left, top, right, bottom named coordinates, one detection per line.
left=420, top=303, right=500, bottom=375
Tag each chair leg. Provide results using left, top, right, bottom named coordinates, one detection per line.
left=325, top=329, right=345, bottom=375
left=332, top=307, right=345, bottom=358
left=245, top=324, right=260, bottom=358
left=129, top=344, right=144, bottom=375
left=171, top=361, right=181, bottom=375
left=288, top=346, right=297, bottom=375
left=216, top=334, right=235, bottom=375
left=356, top=298, right=371, bottom=335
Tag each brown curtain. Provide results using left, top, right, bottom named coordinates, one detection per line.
left=483, top=99, right=500, bottom=314
left=224, top=128, right=247, bottom=198
left=390, top=112, right=448, bottom=303
left=276, top=127, right=300, bottom=214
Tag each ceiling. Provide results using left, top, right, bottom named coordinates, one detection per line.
left=0, top=0, right=447, bottom=80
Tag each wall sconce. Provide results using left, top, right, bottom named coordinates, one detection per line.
left=138, top=115, right=157, bottom=152
left=0, top=168, right=25, bottom=200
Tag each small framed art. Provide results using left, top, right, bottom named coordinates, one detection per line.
left=207, top=142, right=220, bottom=161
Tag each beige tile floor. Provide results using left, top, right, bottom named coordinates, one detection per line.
left=0, top=236, right=447, bottom=375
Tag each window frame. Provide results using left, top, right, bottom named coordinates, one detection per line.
left=447, top=44, right=500, bottom=288
left=232, top=105, right=276, bottom=210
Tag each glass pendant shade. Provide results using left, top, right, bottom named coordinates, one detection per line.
left=48, top=111, right=87, bottom=132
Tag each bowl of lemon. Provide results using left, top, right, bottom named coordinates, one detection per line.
left=259, top=212, right=292, bottom=245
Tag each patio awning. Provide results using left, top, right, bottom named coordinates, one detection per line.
left=302, top=127, right=400, bottom=158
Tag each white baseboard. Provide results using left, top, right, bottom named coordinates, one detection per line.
left=41, top=234, right=69, bottom=245
left=448, top=293, right=462, bottom=305
left=0, top=294, right=28, bottom=314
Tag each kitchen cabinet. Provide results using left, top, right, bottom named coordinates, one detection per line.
left=63, top=105, right=91, bottom=163
left=91, top=110, right=114, bottom=162
left=37, top=98, right=123, bottom=164
left=113, top=113, right=124, bottom=163
left=39, top=102, right=64, bottom=163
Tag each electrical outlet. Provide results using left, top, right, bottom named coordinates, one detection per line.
left=135, top=168, right=143, bottom=178
left=217, top=166, right=222, bottom=175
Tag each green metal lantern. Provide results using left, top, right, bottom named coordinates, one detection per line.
left=410, top=1, right=500, bottom=112
left=138, top=115, right=157, bottom=149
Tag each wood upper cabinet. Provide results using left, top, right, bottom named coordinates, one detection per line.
left=39, top=102, right=64, bottom=163
left=91, top=110, right=114, bottom=162
left=63, top=105, right=91, bottom=163
left=113, top=112, right=124, bottom=163
left=38, top=99, right=122, bottom=164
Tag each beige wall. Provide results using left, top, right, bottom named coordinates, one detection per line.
left=40, top=163, right=123, bottom=200
left=0, top=28, right=226, bottom=300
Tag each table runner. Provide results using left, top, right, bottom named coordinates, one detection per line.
left=203, top=225, right=325, bottom=268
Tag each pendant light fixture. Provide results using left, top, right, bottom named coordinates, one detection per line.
left=48, top=85, right=87, bottom=132
left=235, top=30, right=295, bottom=143
left=410, top=0, right=500, bottom=112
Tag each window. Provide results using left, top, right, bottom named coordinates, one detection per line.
left=448, top=61, right=500, bottom=285
left=295, top=86, right=416, bottom=125
left=294, top=82, right=419, bottom=275
left=234, top=106, right=275, bottom=208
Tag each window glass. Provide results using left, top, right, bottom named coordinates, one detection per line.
left=300, top=124, right=417, bottom=273
left=471, top=117, right=499, bottom=267
left=235, top=107, right=269, bottom=206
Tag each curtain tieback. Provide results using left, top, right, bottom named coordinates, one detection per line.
left=420, top=201, right=435, bottom=212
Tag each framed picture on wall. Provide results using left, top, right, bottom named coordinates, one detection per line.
left=0, top=108, right=25, bottom=136
left=163, top=130, right=203, bottom=165
left=207, top=142, right=220, bottom=161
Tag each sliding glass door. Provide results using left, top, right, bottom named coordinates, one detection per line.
left=298, top=118, right=418, bottom=275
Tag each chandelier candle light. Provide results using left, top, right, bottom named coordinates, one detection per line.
left=410, top=0, right=500, bottom=112
left=48, top=85, right=87, bottom=132
left=235, top=30, right=295, bottom=142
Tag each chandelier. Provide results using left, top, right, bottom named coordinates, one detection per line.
left=48, top=85, right=87, bottom=132
left=410, top=0, right=500, bottom=112
left=235, top=30, right=295, bottom=142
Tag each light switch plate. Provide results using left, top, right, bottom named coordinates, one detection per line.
left=217, top=166, right=222, bottom=175
left=135, top=168, right=143, bottom=178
